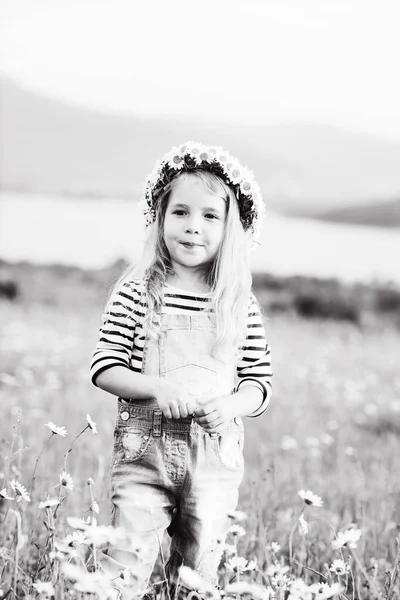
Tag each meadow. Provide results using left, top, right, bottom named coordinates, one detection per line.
left=0, top=261, right=399, bottom=599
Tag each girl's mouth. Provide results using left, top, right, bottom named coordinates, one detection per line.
left=180, top=241, right=203, bottom=248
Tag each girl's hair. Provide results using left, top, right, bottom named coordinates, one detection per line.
left=107, top=170, right=252, bottom=361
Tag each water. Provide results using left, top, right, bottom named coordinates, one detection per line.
left=1, top=192, right=399, bottom=286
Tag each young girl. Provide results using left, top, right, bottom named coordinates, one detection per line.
left=90, top=142, right=273, bottom=598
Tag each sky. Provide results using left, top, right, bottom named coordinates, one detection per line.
left=2, top=0, right=400, bottom=141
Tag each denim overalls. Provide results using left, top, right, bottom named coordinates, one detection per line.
left=99, top=312, right=245, bottom=597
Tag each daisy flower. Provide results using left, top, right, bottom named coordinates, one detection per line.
left=271, top=573, right=291, bottom=590
left=332, top=527, right=362, bottom=550
left=86, top=414, right=97, bottom=434
left=329, top=559, right=349, bottom=575
left=298, top=514, right=309, bottom=536
left=309, top=582, right=344, bottom=598
left=32, top=581, right=55, bottom=596
left=64, top=531, right=87, bottom=547
left=225, top=556, right=250, bottom=573
left=59, top=471, right=74, bottom=491
left=178, top=565, right=213, bottom=593
left=45, top=421, right=67, bottom=437
left=298, top=489, right=323, bottom=507
left=225, top=582, right=267, bottom=599
left=38, top=497, right=60, bottom=510
left=266, top=564, right=290, bottom=578
left=9, top=479, right=30, bottom=502
left=229, top=524, right=246, bottom=537
left=266, top=542, right=281, bottom=553
left=0, top=488, right=13, bottom=500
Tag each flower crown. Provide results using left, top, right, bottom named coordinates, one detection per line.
left=140, top=141, right=264, bottom=245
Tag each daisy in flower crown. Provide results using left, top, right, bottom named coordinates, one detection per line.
left=90, top=140, right=272, bottom=597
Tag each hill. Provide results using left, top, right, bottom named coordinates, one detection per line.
left=315, top=198, right=400, bottom=227
left=2, top=77, right=400, bottom=216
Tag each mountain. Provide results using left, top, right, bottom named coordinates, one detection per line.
left=315, top=198, right=400, bottom=227
left=2, top=77, right=400, bottom=217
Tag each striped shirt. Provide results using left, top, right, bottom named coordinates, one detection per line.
left=90, top=280, right=273, bottom=416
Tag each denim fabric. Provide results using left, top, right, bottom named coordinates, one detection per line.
left=99, top=313, right=244, bottom=598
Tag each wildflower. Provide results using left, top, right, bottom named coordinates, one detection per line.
left=86, top=414, right=97, bottom=434
left=247, top=558, right=258, bottom=571
left=9, top=480, right=30, bottom=502
left=309, top=582, right=344, bottom=598
left=67, top=516, right=92, bottom=530
left=120, top=569, right=133, bottom=583
left=228, top=524, right=246, bottom=537
left=84, top=524, right=126, bottom=546
left=91, top=500, right=100, bottom=514
left=225, top=556, right=250, bottom=573
left=289, top=579, right=312, bottom=600
left=228, top=509, right=247, bottom=521
left=329, top=559, right=348, bottom=575
left=178, top=566, right=215, bottom=595
left=222, top=543, right=236, bottom=555
left=45, top=421, right=67, bottom=437
left=32, top=581, right=55, bottom=596
left=38, top=497, right=60, bottom=510
left=0, top=488, right=13, bottom=501
left=271, top=573, right=291, bottom=590
left=225, top=582, right=267, bottom=599
left=298, top=514, right=309, bottom=536
left=64, top=531, right=87, bottom=547
left=332, top=527, right=362, bottom=550
left=266, top=564, right=290, bottom=578
left=266, top=542, right=281, bottom=553
left=298, top=489, right=323, bottom=507
left=59, top=471, right=74, bottom=491
left=62, top=563, right=111, bottom=593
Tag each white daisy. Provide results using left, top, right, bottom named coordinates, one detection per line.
left=86, top=414, right=97, bottom=434
left=9, top=479, right=30, bottom=502
left=228, top=524, right=246, bottom=537
left=38, top=497, right=60, bottom=510
left=225, top=555, right=249, bottom=573
left=329, top=559, right=348, bottom=575
left=0, top=488, right=13, bottom=500
left=32, top=581, right=55, bottom=596
left=332, top=528, right=362, bottom=550
left=298, top=489, right=323, bottom=507
left=59, top=471, right=74, bottom=491
left=44, top=421, right=67, bottom=437
left=298, top=514, right=309, bottom=536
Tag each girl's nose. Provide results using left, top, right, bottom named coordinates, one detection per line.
left=185, top=217, right=201, bottom=234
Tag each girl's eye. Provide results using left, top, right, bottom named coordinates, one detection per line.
left=172, top=210, right=187, bottom=216
left=205, top=213, right=218, bottom=220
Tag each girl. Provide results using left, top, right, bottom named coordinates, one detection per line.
left=90, top=142, right=273, bottom=599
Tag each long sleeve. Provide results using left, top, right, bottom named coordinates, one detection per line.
left=235, top=293, right=273, bottom=417
left=89, top=280, right=144, bottom=386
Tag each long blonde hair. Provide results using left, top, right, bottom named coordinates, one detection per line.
left=108, top=171, right=253, bottom=361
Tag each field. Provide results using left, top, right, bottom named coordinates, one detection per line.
left=0, top=262, right=399, bottom=599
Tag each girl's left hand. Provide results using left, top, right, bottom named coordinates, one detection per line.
left=193, top=394, right=234, bottom=433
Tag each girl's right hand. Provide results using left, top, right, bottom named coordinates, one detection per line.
left=154, top=380, right=198, bottom=420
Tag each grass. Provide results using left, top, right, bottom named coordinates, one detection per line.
left=0, top=263, right=400, bottom=599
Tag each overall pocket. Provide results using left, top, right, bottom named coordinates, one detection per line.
left=112, top=426, right=153, bottom=465
left=211, top=421, right=244, bottom=472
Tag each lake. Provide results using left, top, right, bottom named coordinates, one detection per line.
left=1, top=192, right=399, bottom=286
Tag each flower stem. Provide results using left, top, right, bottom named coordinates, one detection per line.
left=29, top=433, right=54, bottom=496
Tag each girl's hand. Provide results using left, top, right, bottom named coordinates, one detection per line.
left=193, top=394, right=235, bottom=433
left=154, top=380, right=198, bottom=420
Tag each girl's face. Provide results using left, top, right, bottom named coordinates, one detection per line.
left=163, top=176, right=227, bottom=274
